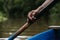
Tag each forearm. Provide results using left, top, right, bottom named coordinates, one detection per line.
left=36, top=0, right=54, bottom=13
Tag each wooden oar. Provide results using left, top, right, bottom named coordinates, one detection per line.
left=8, top=0, right=55, bottom=40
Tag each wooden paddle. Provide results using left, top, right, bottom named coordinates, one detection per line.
left=8, top=0, right=54, bottom=40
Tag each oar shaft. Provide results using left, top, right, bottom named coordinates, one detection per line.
left=8, top=22, right=31, bottom=40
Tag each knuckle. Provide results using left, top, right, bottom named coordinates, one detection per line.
left=28, top=10, right=36, bottom=20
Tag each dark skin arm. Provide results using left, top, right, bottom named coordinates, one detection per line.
left=28, top=0, right=54, bottom=20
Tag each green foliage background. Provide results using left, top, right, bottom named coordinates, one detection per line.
left=0, top=0, right=59, bottom=24
left=0, top=0, right=60, bottom=37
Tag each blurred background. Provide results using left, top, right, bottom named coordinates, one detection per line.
left=0, top=0, right=60, bottom=38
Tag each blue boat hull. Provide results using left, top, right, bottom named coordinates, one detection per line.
left=27, top=29, right=60, bottom=40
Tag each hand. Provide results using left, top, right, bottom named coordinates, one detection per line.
left=28, top=10, right=38, bottom=20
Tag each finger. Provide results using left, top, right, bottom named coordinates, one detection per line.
left=32, top=15, right=36, bottom=19
left=28, top=11, right=34, bottom=20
